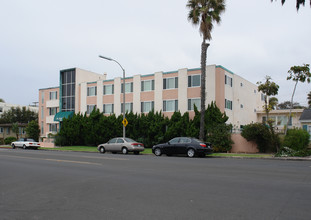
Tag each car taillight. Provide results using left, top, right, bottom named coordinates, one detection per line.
left=200, top=143, right=206, bottom=147
left=38, top=143, right=40, bottom=145
left=131, top=143, right=144, bottom=147
left=29, top=143, right=33, bottom=145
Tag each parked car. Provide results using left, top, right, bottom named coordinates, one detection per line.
left=97, top=137, right=144, bottom=155
left=152, top=137, right=213, bottom=158
left=11, top=138, right=41, bottom=150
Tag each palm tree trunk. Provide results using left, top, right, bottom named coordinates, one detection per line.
left=199, top=41, right=210, bottom=140
left=285, top=80, right=298, bottom=135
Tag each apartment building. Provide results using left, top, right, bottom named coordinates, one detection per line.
left=38, top=65, right=264, bottom=140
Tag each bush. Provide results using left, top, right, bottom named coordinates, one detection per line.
left=275, top=147, right=311, bottom=157
left=241, top=123, right=273, bottom=153
left=4, top=137, right=17, bottom=145
left=0, top=138, right=4, bottom=145
left=283, top=128, right=310, bottom=151
left=206, top=123, right=233, bottom=152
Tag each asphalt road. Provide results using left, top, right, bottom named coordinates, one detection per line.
left=0, top=148, right=310, bottom=220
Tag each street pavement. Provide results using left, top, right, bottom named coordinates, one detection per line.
left=0, top=148, right=311, bottom=220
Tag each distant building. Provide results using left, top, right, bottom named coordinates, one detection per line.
left=0, top=103, right=38, bottom=142
left=299, top=109, right=311, bottom=139
left=38, top=65, right=265, bottom=141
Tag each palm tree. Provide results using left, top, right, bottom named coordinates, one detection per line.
left=187, top=0, right=226, bottom=140
left=308, top=91, right=311, bottom=108
left=272, top=0, right=310, bottom=10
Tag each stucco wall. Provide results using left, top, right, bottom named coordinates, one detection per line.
left=230, top=133, right=259, bottom=153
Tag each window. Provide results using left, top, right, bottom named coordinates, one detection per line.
left=87, top=86, right=97, bottom=96
left=121, top=82, right=133, bottom=93
left=0, top=127, right=3, bottom=133
left=41, top=91, right=44, bottom=104
left=49, top=124, right=58, bottom=132
left=117, top=139, right=124, bottom=143
left=188, top=98, right=201, bottom=111
left=188, top=75, right=200, bottom=87
left=240, top=104, right=244, bottom=109
left=87, top=105, right=96, bottom=114
left=169, top=138, right=179, bottom=144
left=49, top=107, right=58, bottom=116
left=163, top=100, right=178, bottom=112
left=103, top=104, right=114, bottom=114
left=225, top=75, right=233, bottom=87
left=108, top=138, right=118, bottom=144
left=121, top=103, right=133, bottom=113
left=41, top=122, right=44, bottom=135
left=103, top=84, right=114, bottom=95
left=6, top=127, right=10, bottom=135
left=240, top=83, right=243, bottom=87
left=141, top=80, right=155, bottom=92
left=261, top=93, right=266, bottom=101
left=0, top=107, right=3, bottom=113
left=61, top=69, right=76, bottom=112
left=163, top=77, right=178, bottom=89
left=141, top=101, right=154, bottom=113
left=41, top=107, right=44, bottom=118
left=49, top=91, right=57, bottom=100
left=225, top=99, right=232, bottom=110
left=19, top=127, right=26, bottom=135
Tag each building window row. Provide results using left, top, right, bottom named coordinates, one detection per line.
left=49, top=107, right=58, bottom=116
left=163, top=100, right=178, bottom=112
left=188, top=75, right=200, bottom=87
left=104, top=84, right=114, bottom=95
left=225, top=99, right=233, bottom=110
left=87, top=86, right=97, bottom=96
left=188, top=98, right=200, bottom=111
left=121, top=82, right=133, bottom=93
left=141, top=101, right=154, bottom=113
left=141, top=80, right=155, bottom=92
left=225, top=75, right=233, bottom=87
left=163, top=77, right=178, bottom=90
left=49, top=91, right=58, bottom=100
left=49, top=124, right=58, bottom=132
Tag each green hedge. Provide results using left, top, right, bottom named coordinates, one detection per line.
left=4, top=137, right=17, bottom=145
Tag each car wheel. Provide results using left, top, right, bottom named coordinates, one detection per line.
left=99, top=147, right=105, bottom=154
left=154, top=148, right=162, bottom=156
left=122, top=147, right=128, bottom=154
left=23, top=145, right=27, bottom=150
left=12, top=144, right=15, bottom=149
left=187, top=148, right=195, bottom=158
left=134, top=151, right=139, bottom=155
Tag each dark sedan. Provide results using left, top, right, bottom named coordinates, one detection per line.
left=152, top=137, right=213, bottom=158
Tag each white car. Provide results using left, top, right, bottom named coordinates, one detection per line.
left=11, top=138, right=41, bottom=150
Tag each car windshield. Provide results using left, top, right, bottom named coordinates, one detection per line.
left=124, top=138, right=136, bottom=143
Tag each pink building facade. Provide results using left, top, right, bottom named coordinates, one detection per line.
left=38, top=65, right=264, bottom=142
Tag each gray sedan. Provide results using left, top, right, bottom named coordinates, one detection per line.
left=97, top=137, right=144, bottom=155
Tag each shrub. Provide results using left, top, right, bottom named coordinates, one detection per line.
left=4, top=137, right=17, bottom=145
left=283, top=128, right=310, bottom=151
left=206, top=123, right=233, bottom=152
left=241, top=123, right=273, bottom=153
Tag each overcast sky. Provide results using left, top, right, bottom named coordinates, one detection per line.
left=0, top=0, right=310, bottom=107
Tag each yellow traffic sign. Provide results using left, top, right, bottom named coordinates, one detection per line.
left=122, top=118, right=128, bottom=127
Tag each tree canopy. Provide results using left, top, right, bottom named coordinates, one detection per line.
left=0, top=107, right=38, bottom=124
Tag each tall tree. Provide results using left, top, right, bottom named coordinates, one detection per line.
left=187, top=0, right=226, bottom=140
left=12, top=122, right=19, bottom=140
left=257, top=76, right=279, bottom=121
left=286, top=64, right=311, bottom=134
left=271, top=0, right=311, bottom=10
left=0, top=98, right=4, bottom=103
left=257, top=76, right=280, bottom=152
left=26, top=120, right=40, bottom=141
left=308, top=91, right=311, bottom=108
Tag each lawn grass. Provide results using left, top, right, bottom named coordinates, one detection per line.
left=1, top=145, right=273, bottom=157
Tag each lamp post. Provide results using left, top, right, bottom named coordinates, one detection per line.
left=99, top=55, right=126, bottom=138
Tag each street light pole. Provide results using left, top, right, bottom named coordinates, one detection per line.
left=99, top=55, right=126, bottom=138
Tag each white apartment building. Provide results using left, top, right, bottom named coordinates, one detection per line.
left=38, top=65, right=265, bottom=140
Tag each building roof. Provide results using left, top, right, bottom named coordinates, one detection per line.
left=299, top=109, right=311, bottom=121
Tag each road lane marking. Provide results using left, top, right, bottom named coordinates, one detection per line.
left=44, top=158, right=102, bottom=165
left=0, top=154, right=102, bottom=165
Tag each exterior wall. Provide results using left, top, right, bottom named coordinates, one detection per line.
left=38, top=87, right=59, bottom=140
left=0, top=124, right=28, bottom=140
left=230, top=134, right=259, bottom=153
left=39, top=65, right=266, bottom=150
